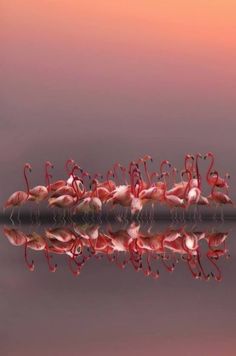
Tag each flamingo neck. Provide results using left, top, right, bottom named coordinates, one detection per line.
left=121, top=167, right=127, bottom=185
left=184, top=170, right=192, bottom=197
left=172, top=169, right=177, bottom=185
left=45, top=163, right=52, bottom=191
left=196, top=155, right=201, bottom=190
left=160, top=161, right=166, bottom=175
left=106, top=171, right=113, bottom=189
left=211, top=171, right=219, bottom=195
left=206, top=154, right=214, bottom=182
left=24, top=166, right=30, bottom=197
left=184, top=156, right=194, bottom=172
left=113, top=164, right=120, bottom=185
left=72, top=166, right=82, bottom=203
left=162, top=173, right=169, bottom=198
left=91, top=180, right=98, bottom=197
left=130, top=169, right=139, bottom=195
left=144, top=161, right=151, bottom=187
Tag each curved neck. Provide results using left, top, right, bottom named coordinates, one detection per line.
left=72, top=166, right=83, bottom=202
left=150, top=172, right=159, bottom=185
left=106, top=170, right=112, bottom=183
left=113, top=163, right=120, bottom=185
left=184, top=156, right=189, bottom=171
left=144, top=161, right=151, bottom=187
left=91, top=180, right=98, bottom=197
left=196, top=155, right=201, bottom=189
left=184, top=156, right=194, bottom=172
left=130, top=169, right=139, bottom=194
left=184, top=170, right=192, bottom=196
left=206, top=154, right=214, bottom=181
left=72, top=177, right=79, bottom=203
left=160, top=160, right=170, bottom=175
left=45, top=163, right=52, bottom=189
left=172, top=168, right=177, bottom=185
left=121, top=167, right=127, bottom=185
left=24, top=166, right=30, bottom=196
left=129, top=161, right=137, bottom=176
left=162, top=173, right=169, bottom=197
left=211, top=171, right=219, bottom=195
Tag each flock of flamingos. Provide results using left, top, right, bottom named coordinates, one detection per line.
left=2, top=152, right=232, bottom=281
left=4, top=152, right=233, bottom=219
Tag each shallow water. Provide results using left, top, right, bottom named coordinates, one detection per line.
left=1, top=220, right=236, bottom=356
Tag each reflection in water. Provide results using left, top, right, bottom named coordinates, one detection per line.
left=2, top=223, right=230, bottom=281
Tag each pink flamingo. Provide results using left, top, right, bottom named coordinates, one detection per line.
left=50, top=164, right=82, bottom=198
left=207, top=171, right=233, bottom=220
left=165, top=153, right=195, bottom=198
left=162, top=173, right=185, bottom=209
left=48, top=165, right=82, bottom=210
left=105, top=165, right=134, bottom=208
left=48, top=159, right=77, bottom=192
left=185, top=173, right=201, bottom=208
left=28, top=161, right=54, bottom=203
left=208, top=171, right=233, bottom=206
left=97, top=169, right=116, bottom=192
left=5, top=163, right=32, bottom=217
left=138, top=155, right=153, bottom=188
left=204, top=152, right=229, bottom=190
left=75, top=179, right=102, bottom=214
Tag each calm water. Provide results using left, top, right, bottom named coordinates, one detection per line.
left=0, top=220, right=236, bottom=356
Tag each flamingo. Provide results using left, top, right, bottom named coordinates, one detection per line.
left=130, top=176, right=144, bottom=215
left=97, top=169, right=116, bottom=192
left=48, top=159, right=77, bottom=192
left=207, top=171, right=233, bottom=220
left=48, top=165, right=82, bottom=211
left=204, top=152, right=229, bottom=190
left=138, top=155, right=153, bottom=188
left=165, top=153, right=196, bottom=198
left=162, top=172, right=185, bottom=209
left=28, top=161, right=54, bottom=203
left=105, top=165, right=134, bottom=209
left=74, top=179, right=102, bottom=214
left=5, top=163, right=32, bottom=217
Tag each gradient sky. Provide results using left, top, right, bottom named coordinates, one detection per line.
left=1, top=0, right=236, bottom=202
left=1, top=1, right=236, bottom=355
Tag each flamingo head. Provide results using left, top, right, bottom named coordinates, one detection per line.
left=204, top=152, right=213, bottom=160
left=45, top=161, right=54, bottom=169
left=143, top=154, right=153, bottom=162
left=25, top=163, right=32, bottom=172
